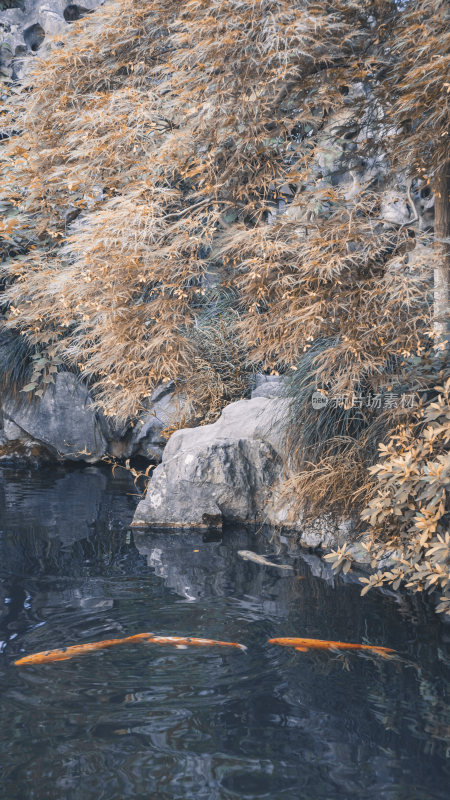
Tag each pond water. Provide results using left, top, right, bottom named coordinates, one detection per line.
left=0, top=463, right=449, bottom=800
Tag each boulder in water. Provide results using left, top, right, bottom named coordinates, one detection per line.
left=132, top=396, right=287, bottom=529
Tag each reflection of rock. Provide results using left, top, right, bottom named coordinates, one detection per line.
left=132, top=397, right=287, bottom=529
left=134, top=527, right=297, bottom=609
left=37, top=579, right=114, bottom=616
left=0, top=463, right=139, bottom=602
left=0, top=465, right=108, bottom=544
left=134, top=530, right=231, bottom=600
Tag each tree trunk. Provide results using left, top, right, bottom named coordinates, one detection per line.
left=433, top=162, right=449, bottom=348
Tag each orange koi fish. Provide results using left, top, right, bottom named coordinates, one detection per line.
left=14, top=633, right=247, bottom=665
left=268, top=637, right=395, bottom=658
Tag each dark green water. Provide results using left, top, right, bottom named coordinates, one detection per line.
left=0, top=463, right=448, bottom=800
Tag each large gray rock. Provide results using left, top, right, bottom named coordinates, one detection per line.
left=264, top=500, right=354, bottom=550
left=250, top=374, right=283, bottom=399
left=0, top=368, right=185, bottom=464
left=0, top=1, right=103, bottom=80
left=97, top=382, right=181, bottom=461
left=131, top=393, right=355, bottom=550
left=379, top=188, right=414, bottom=226
left=132, top=396, right=287, bottom=529
left=2, top=371, right=107, bottom=460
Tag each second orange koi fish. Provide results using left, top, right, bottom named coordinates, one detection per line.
left=269, top=637, right=395, bottom=657
left=14, top=633, right=247, bottom=665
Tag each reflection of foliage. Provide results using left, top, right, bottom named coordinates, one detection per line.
left=417, top=671, right=450, bottom=756
left=367, top=666, right=450, bottom=759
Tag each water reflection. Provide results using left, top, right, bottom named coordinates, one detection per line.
left=0, top=464, right=448, bottom=799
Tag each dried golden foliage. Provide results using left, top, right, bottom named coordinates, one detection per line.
left=0, top=1, right=448, bottom=609
left=358, top=379, right=450, bottom=614
left=2, top=0, right=447, bottom=418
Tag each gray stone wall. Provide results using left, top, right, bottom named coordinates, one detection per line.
left=0, top=0, right=103, bottom=80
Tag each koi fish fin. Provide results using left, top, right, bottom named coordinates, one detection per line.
left=372, top=646, right=395, bottom=658
left=295, top=646, right=309, bottom=652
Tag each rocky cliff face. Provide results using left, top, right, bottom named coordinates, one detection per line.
left=0, top=0, right=103, bottom=80
left=0, top=372, right=181, bottom=463
left=0, top=1, right=437, bottom=573
left=0, top=336, right=352, bottom=548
